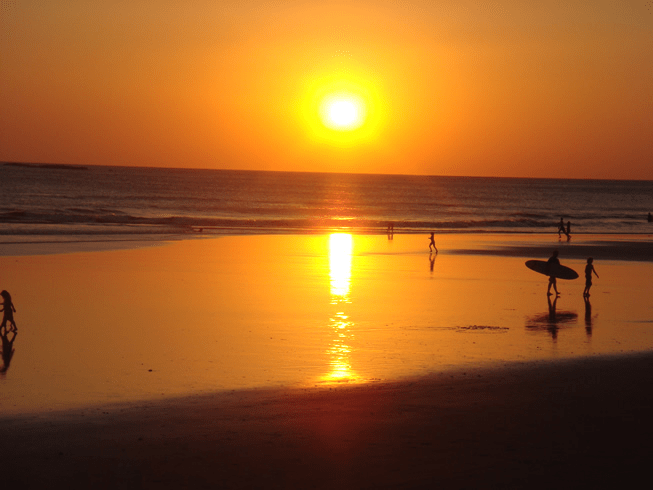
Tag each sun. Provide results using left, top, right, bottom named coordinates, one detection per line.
left=319, top=93, right=366, bottom=131
left=327, top=100, right=358, bottom=128
left=300, top=74, right=385, bottom=149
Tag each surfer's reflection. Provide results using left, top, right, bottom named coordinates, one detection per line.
left=526, top=296, right=578, bottom=341
left=429, top=252, right=436, bottom=274
left=0, top=326, right=17, bottom=374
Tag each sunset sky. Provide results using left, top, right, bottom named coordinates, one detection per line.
left=1, top=1, right=651, bottom=179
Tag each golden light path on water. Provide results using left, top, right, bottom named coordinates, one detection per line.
left=323, top=233, right=356, bottom=383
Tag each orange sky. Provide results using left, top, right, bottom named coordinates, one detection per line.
left=1, top=1, right=651, bottom=179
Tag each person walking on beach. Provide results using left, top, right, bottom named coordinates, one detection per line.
left=545, top=250, right=560, bottom=296
left=557, top=217, right=565, bottom=238
left=0, top=290, right=16, bottom=332
left=583, top=258, right=599, bottom=297
left=428, top=232, right=438, bottom=253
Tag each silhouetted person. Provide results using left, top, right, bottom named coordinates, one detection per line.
left=648, top=212, right=652, bottom=222
left=387, top=222, right=394, bottom=239
left=0, top=327, right=16, bottom=374
left=545, top=250, right=560, bottom=296
left=557, top=217, right=565, bottom=238
left=583, top=257, right=599, bottom=297
left=428, top=232, right=438, bottom=253
left=565, top=221, right=571, bottom=241
left=0, top=290, right=16, bottom=332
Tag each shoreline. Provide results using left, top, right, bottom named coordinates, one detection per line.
left=447, top=234, right=653, bottom=262
left=1, top=231, right=652, bottom=260
left=3, top=351, right=653, bottom=488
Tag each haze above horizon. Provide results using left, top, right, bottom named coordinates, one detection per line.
left=1, top=1, right=651, bottom=180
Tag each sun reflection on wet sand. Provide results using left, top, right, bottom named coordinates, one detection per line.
left=322, top=233, right=357, bottom=383
left=329, top=233, right=352, bottom=303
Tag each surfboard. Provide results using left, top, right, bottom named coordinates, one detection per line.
left=525, top=260, right=579, bottom=280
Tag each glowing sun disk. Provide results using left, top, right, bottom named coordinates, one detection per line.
left=320, top=94, right=365, bottom=131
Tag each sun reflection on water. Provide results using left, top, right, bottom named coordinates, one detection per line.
left=323, top=233, right=357, bottom=383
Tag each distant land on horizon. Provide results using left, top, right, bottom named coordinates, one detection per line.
left=5, top=160, right=653, bottom=183
left=3, top=161, right=89, bottom=171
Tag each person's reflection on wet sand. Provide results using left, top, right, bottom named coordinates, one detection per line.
left=547, top=295, right=559, bottom=340
left=584, top=295, right=593, bottom=337
left=526, top=295, right=578, bottom=342
left=429, top=252, right=436, bottom=274
left=1, top=326, right=17, bottom=374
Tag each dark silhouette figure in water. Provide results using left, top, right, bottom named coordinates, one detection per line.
left=583, top=257, right=599, bottom=297
left=0, top=290, right=16, bottom=332
left=557, top=217, right=566, bottom=238
left=428, top=232, right=438, bottom=253
left=648, top=212, right=652, bottom=222
left=545, top=250, right=560, bottom=296
left=387, top=222, right=394, bottom=240
left=429, top=252, right=436, bottom=273
left=0, top=326, right=16, bottom=374
left=565, top=221, right=571, bottom=241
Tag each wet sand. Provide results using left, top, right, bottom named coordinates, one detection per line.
left=3, top=233, right=653, bottom=413
left=1, top=233, right=652, bottom=487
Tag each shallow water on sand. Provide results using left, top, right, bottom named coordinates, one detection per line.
left=1, top=234, right=652, bottom=414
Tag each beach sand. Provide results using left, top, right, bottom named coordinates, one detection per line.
left=3, top=354, right=653, bottom=488
left=1, top=233, right=652, bottom=487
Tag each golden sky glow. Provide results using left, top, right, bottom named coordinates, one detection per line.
left=1, top=1, right=652, bottom=178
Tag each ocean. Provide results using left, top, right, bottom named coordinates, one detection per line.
left=1, top=162, right=652, bottom=238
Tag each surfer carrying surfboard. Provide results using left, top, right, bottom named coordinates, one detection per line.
left=546, top=250, right=561, bottom=296
left=525, top=253, right=578, bottom=294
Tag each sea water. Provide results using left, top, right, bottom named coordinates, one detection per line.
left=2, top=162, right=652, bottom=239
